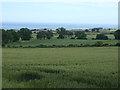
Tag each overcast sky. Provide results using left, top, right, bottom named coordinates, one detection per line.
left=1, top=0, right=118, bottom=25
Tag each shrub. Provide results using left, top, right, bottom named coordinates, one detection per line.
left=68, top=44, right=75, bottom=47
left=92, top=38, right=96, bottom=40
left=96, top=34, right=108, bottom=40
left=70, top=37, right=75, bottom=39
left=76, top=38, right=87, bottom=40
left=114, top=30, right=120, bottom=40
left=19, top=45, right=23, bottom=48
left=36, top=44, right=48, bottom=48
left=84, top=44, right=90, bottom=47
left=94, top=41, right=103, bottom=47
left=12, top=45, right=18, bottom=48
left=103, top=43, right=109, bottom=46
left=57, top=34, right=64, bottom=39
left=7, top=45, right=11, bottom=48
left=116, top=42, right=120, bottom=46
left=75, top=31, right=87, bottom=39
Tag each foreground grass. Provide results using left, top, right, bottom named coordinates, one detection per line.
left=2, top=47, right=118, bottom=88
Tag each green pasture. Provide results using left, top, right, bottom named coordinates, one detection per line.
left=2, top=47, right=118, bottom=88
left=7, top=38, right=118, bottom=47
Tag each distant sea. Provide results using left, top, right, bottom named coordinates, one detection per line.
left=1, top=23, right=118, bottom=30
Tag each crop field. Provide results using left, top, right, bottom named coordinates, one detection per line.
left=2, top=47, right=118, bottom=88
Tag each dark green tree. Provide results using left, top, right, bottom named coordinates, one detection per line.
left=96, top=34, right=108, bottom=40
left=7, top=29, right=20, bottom=42
left=57, top=34, right=64, bottom=39
left=37, top=31, right=53, bottom=40
left=18, top=28, right=32, bottom=40
left=46, top=30, right=53, bottom=39
left=2, top=30, right=12, bottom=46
left=91, top=27, right=102, bottom=32
left=56, top=27, right=67, bottom=39
left=114, top=30, right=120, bottom=40
left=75, top=31, right=87, bottom=39
left=37, top=31, right=46, bottom=39
left=66, top=31, right=73, bottom=38
left=85, top=29, right=89, bottom=32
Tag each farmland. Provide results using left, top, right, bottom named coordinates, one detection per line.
left=2, top=47, right=118, bottom=88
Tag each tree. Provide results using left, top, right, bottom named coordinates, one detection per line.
left=7, top=29, right=20, bottom=42
left=114, top=30, right=120, bottom=40
left=18, top=28, right=32, bottom=40
left=2, top=29, right=20, bottom=46
left=94, top=41, right=103, bottom=46
left=37, top=31, right=46, bottom=39
left=56, top=27, right=66, bottom=35
left=85, top=29, right=89, bottom=32
left=2, top=30, right=9, bottom=45
left=66, top=31, right=73, bottom=38
left=56, top=27, right=67, bottom=39
left=57, top=34, right=64, bottom=39
left=91, top=27, right=103, bottom=32
left=37, top=31, right=53, bottom=40
left=75, top=31, right=87, bottom=39
left=46, top=30, right=53, bottom=39
left=96, top=34, right=108, bottom=40
left=2, top=30, right=12, bottom=46
left=91, top=28, right=96, bottom=32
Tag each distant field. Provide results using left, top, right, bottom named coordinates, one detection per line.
left=3, top=47, right=118, bottom=88
left=7, top=39, right=118, bottom=47
left=7, top=37, right=118, bottom=47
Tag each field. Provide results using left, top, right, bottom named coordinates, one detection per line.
left=2, top=47, right=118, bottom=88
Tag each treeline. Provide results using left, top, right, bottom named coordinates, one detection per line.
left=1, top=27, right=120, bottom=47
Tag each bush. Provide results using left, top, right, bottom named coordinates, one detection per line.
left=36, top=44, right=48, bottom=48
left=94, top=41, right=103, bottom=47
left=114, top=30, right=120, bottom=40
left=7, top=45, right=11, bottom=48
left=68, top=44, right=76, bottom=47
left=84, top=44, right=90, bottom=47
left=57, top=34, right=64, bottom=39
left=2, top=43, right=5, bottom=47
left=70, top=37, right=75, bottom=39
left=92, top=38, right=96, bottom=40
left=19, top=45, right=23, bottom=48
left=116, top=42, right=120, bottom=46
left=12, top=45, right=18, bottom=48
left=96, top=34, right=108, bottom=40
left=76, top=38, right=87, bottom=40
left=103, top=43, right=109, bottom=46
left=75, top=31, right=87, bottom=39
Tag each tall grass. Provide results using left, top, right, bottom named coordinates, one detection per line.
left=2, top=47, right=118, bottom=88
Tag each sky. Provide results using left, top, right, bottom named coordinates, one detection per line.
left=1, top=0, right=118, bottom=25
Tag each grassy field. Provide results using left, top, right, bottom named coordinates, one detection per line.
left=2, top=47, right=118, bottom=88
left=7, top=38, right=118, bottom=47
